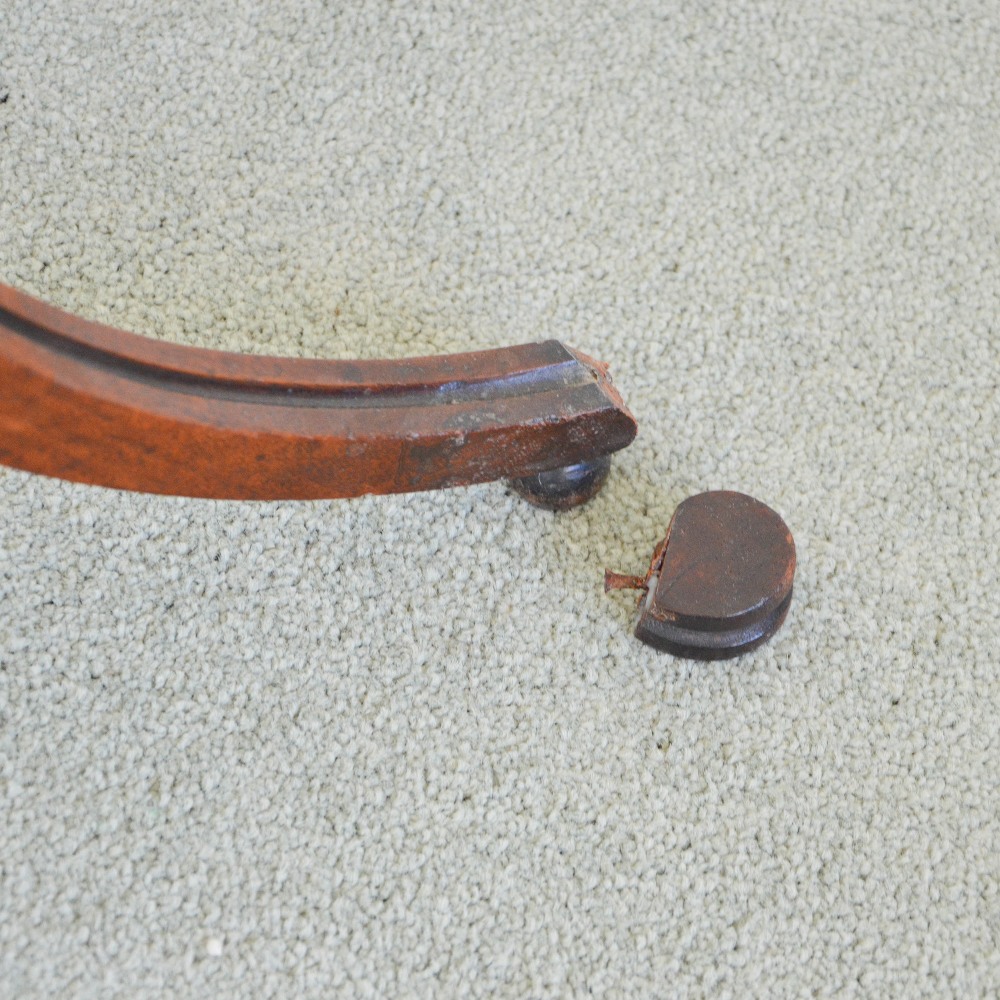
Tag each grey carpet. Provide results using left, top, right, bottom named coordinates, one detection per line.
left=1, top=1, right=999, bottom=996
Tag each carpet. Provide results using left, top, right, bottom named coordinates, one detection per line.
left=1, top=1, right=998, bottom=996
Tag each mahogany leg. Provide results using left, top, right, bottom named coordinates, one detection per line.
left=0, top=283, right=636, bottom=506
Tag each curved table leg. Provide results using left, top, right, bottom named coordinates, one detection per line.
left=0, top=284, right=636, bottom=507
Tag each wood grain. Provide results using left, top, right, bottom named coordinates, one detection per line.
left=0, top=283, right=636, bottom=500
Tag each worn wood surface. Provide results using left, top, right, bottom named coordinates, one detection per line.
left=607, top=491, right=795, bottom=658
left=0, top=283, right=636, bottom=501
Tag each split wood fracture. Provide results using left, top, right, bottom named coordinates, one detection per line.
left=0, top=283, right=637, bottom=509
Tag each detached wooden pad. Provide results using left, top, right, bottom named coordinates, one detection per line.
left=635, top=491, right=795, bottom=659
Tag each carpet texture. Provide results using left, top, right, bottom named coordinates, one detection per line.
left=2, top=2, right=999, bottom=996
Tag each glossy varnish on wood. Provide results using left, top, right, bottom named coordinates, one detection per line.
left=0, top=283, right=637, bottom=501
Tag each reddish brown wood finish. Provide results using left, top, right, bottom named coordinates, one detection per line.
left=0, top=283, right=636, bottom=500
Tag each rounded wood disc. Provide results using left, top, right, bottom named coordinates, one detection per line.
left=634, top=491, right=795, bottom=659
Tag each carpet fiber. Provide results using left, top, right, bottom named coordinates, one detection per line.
left=2, top=2, right=999, bottom=996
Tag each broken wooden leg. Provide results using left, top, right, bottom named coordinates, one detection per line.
left=0, top=283, right=636, bottom=507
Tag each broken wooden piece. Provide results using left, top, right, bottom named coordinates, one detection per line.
left=606, top=491, right=795, bottom=658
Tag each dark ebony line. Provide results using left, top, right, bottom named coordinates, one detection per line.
left=1, top=306, right=590, bottom=410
